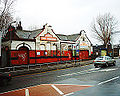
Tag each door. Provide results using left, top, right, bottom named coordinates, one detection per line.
left=18, top=46, right=29, bottom=65
left=79, top=50, right=89, bottom=59
left=46, top=43, right=51, bottom=56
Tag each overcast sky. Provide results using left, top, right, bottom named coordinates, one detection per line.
left=14, top=0, right=120, bottom=45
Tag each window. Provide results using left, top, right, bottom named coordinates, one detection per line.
left=83, top=38, right=85, bottom=41
left=40, top=45, right=45, bottom=50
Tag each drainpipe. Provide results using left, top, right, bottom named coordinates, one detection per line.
left=34, top=37, right=36, bottom=64
left=60, top=42, right=62, bottom=62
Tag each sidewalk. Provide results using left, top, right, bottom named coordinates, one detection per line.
left=8, top=60, right=93, bottom=77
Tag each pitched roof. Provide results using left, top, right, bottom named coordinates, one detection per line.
left=67, top=34, right=80, bottom=41
left=56, top=33, right=80, bottom=41
left=56, top=34, right=68, bottom=41
left=16, top=29, right=43, bottom=39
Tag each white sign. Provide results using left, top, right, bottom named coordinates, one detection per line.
left=45, top=52, right=47, bottom=55
left=37, top=52, right=40, bottom=55
left=80, top=42, right=88, bottom=49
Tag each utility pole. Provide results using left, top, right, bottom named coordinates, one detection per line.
left=0, top=31, right=1, bottom=65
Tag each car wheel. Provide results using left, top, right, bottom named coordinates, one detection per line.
left=113, top=62, right=116, bottom=66
left=95, top=65, right=99, bottom=68
left=106, top=63, right=109, bottom=67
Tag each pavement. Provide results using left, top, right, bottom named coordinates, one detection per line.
left=9, top=60, right=93, bottom=77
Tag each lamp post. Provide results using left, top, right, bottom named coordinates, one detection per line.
left=78, top=40, right=80, bottom=61
left=118, top=40, right=120, bottom=58
left=111, top=32, right=114, bottom=58
left=34, top=37, right=36, bottom=64
left=9, top=21, right=16, bottom=66
left=95, top=44, right=98, bottom=57
left=53, top=43, right=58, bottom=62
left=55, top=43, right=58, bottom=64
left=0, top=32, right=1, bottom=65
left=60, top=42, right=61, bottom=63
left=75, top=45, right=76, bottom=64
left=76, top=41, right=80, bottom=63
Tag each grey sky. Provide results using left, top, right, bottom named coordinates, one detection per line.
left=14, top=0, right=120, bottom=44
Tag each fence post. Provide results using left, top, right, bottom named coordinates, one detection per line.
left=13, top=66, right=15, bottom=71
left=28, top=65, right=29, bottom=71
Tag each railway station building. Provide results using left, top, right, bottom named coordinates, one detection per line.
left=1, top=23, right=93, bottom=67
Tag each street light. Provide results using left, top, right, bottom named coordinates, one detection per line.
left=0, top=32, right=1, bottom=64
left=75, top=42, right=79, bottom=64
left=8, top=21, right=16, bottom=66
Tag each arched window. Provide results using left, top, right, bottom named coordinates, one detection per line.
left=40, top=44, right=45, bottom=50
left=18, top=46, right=29, bottom=51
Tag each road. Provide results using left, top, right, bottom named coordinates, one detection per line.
left=0, top=58, right=120, bottom=96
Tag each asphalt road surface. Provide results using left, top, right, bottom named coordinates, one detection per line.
left=0, top=58, right=120, bottom=96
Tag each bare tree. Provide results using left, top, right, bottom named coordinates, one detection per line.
left=0, top=0, right=16, bottom=37
left=91, top=13, right=118, bottom=48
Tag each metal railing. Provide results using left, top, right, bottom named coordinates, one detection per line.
left=0, top=59, right=93, bottom=73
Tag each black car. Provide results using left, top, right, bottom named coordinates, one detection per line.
left=0, top=72, right=12, bottom=86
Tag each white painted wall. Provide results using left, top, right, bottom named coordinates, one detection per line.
left=11, top=41, right=35, bottom=50
left=36, top=24, right=60, bottom=51
left=40, top=45, right=45, bottom=50
left=76, top=31, right=93, bottom=55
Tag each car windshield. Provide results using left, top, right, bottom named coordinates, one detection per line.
left=95, top=56, right=104, bottom=60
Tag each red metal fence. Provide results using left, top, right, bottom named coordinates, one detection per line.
left=10, top=50, right=90, bottom=65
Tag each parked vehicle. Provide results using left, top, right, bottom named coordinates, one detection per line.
left=0, top=72, right=12, bottom=86
left=93, top=56, right=116, bottom=68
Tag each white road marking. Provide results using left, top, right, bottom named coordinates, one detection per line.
left=99, top=68, right=118, bottom=72
left=57, top=68, right=100, bottom=77
left=57, top=68, right=118, bottom=78
left=25, top=89, right=30, bottom=96
left=89, top=68, right=100, bottom=70
left=63, top=92, right=74, bottom=96
left=51, top=85, right=64, bottom=95
left=70, top=73, right=78, bottom=75
left=98, top=76, right=119, bottom=85
left=57, top=74, right=72, bottom=77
